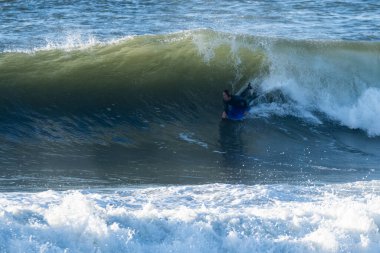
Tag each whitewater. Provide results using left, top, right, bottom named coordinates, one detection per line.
left=2, top=182, right=380, bottom=253
left=1, top=0, right=380, bottom=252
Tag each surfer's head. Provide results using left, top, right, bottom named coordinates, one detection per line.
left=223, top=89, right=231, bottom=101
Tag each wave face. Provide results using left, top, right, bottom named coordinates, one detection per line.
left=0, top=31, right=266, bottom=119
left=1, top=30, right=380, bottom=189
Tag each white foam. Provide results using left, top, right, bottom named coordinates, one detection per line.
left=179, top=132, right=208, bottom=148
left=3, top=32, right=136, bottom=54
left=258, top=41, right=380, bottom=136
left=249, top=102, right=322, bottom=124
left=1, top=182, right=380, bottom=252
left=326, top=88, right=380, bottom=137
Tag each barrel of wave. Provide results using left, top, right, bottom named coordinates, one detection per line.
left=0, top=30, right=268, bottom=115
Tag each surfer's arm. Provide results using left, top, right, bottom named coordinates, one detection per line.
left=239, top=83, right=253, bottom=99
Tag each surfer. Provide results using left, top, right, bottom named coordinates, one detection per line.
left=222, top=83, right=252, bottom=120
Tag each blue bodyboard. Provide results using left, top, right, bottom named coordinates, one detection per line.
left=227, top=107, right=247, bottom=121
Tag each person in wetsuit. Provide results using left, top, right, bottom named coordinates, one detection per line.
left=222, top=83, right=252, bottom=120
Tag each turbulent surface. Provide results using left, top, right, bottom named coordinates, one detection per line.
left=1, top=182, right=380, bottom=252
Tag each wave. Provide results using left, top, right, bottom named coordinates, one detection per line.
left=1, top=29, right=380, bottom=136
left=1, top=182, right=380, bottom=252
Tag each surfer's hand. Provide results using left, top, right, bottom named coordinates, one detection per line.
left=222, top=111, right=227, bottom=119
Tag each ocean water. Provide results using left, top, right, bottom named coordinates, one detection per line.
left=1, top=0, right=380, bottom=252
